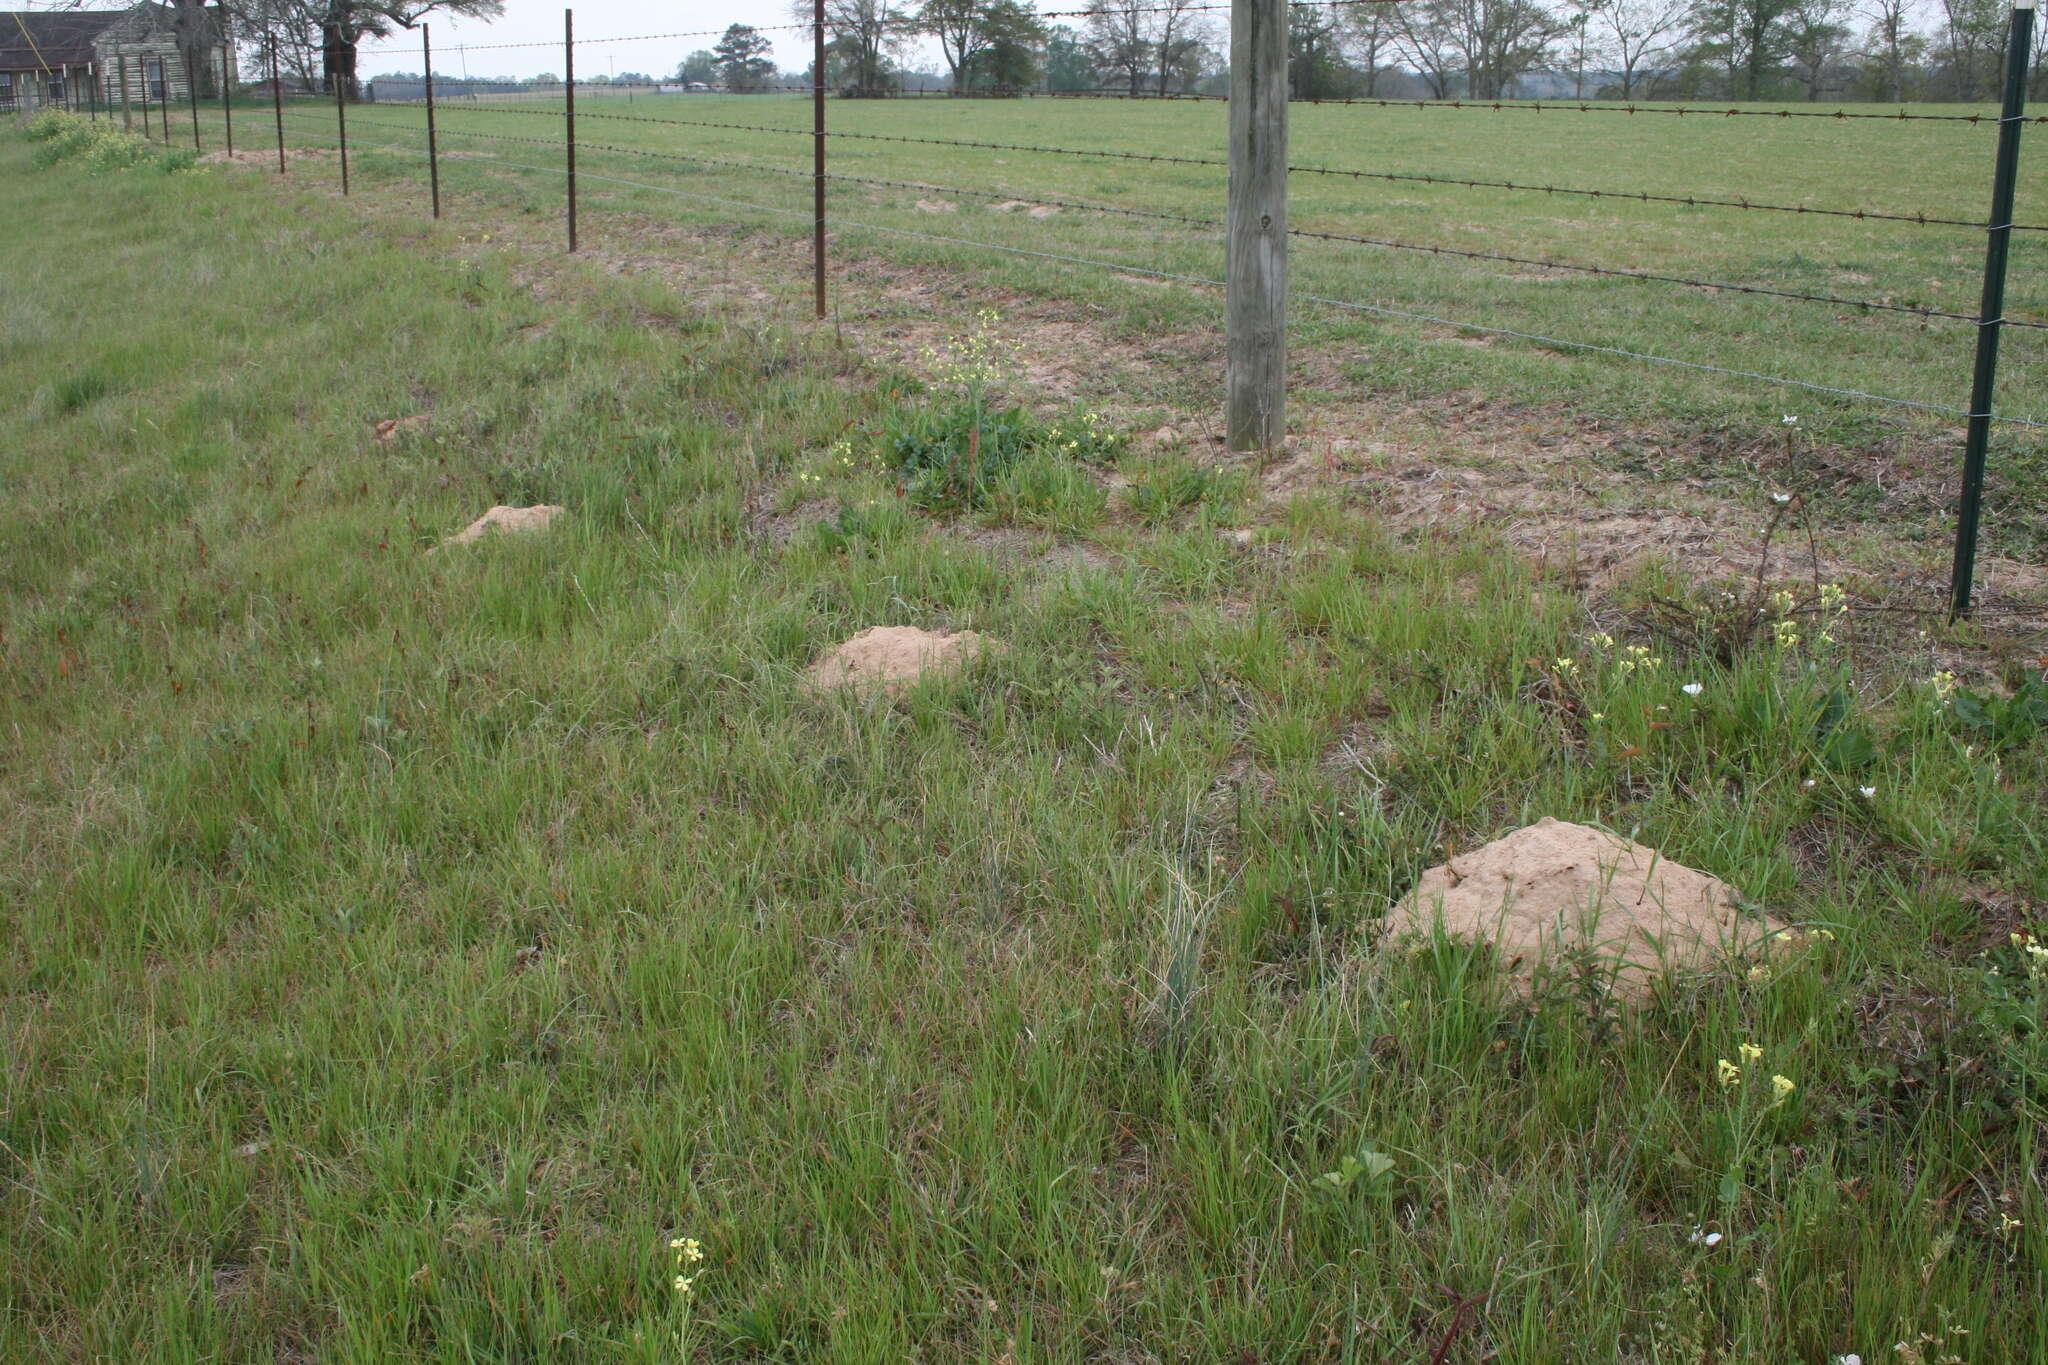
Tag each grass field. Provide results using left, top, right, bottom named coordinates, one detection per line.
left=4, top=118, right=2048, bottom=1363
left=165, top=88, right=2048, bottom=443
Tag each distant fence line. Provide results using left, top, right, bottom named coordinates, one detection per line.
left=64, top=0, right=2046, bottom=616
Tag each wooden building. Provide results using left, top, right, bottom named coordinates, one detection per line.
left=0, top=5, right=233, bottom=115
left=0, top=11, right=116, bottom=112
left=94, top=3, right=231, bottom=109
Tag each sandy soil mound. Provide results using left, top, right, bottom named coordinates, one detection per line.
left=1385, top=817, right=1784, bottom=995
left=804, top=626, right=992, bottom=697
left=432, top=504, right=565, bottom=552
left=373, top=414, right=430, bottom=443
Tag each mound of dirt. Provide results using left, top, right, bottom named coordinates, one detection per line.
left=804, top=625, right=992, bottom=697
left=373, top=414, right=431, bottom=443
left=432, top=504, right=565, bottom=552
left=1384, top=817, right=1783, bottom=996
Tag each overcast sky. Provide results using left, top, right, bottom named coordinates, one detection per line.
left=354, top=1, right=930, bottom=81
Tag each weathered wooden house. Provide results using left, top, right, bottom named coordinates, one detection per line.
left=0, top=5, right=233, bottom=114
left=94, top=3, right=231, bottom=108
left=0, top=11, right=116, bottom=112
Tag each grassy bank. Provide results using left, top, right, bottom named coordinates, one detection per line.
left=1, top=125, right=2045, bottom=1363
left=161, top=89, right=2048, bottom=445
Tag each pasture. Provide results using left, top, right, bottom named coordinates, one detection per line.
left=264, top=90, right=2048, bottom=432
left=2, top=109, right=2046, bottom=1364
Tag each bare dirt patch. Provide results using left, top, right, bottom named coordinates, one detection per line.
left=432, top=504, right=565, bottom=551
left=1383, top=817, right=1788, bottom=998
left=804, top=626, right=994, bottom=697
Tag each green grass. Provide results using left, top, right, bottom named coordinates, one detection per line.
left=169, top=88, right=2048, bottom=443
left=4, top=126, right=2048, bottom=1364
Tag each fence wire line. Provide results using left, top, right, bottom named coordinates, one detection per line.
left=391, top=83, right=2042, bottom=124
left=282, top=124, right=2047, bottom=430
left=344, top=114, right=2043, bottom=331
left=431, top=100, right=2046, bottom=232
left=353, top=2, right=1269, bottom=57
left=1004, top=88, right=2048, bottom=123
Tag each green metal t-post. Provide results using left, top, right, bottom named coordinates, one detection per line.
left=1950, top=0, right=2036, bottom=617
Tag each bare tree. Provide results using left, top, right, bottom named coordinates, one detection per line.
left=1785, top=0, right=1850, bottom=95
left=796, top=0, right=905, bottom=93
left=1599, top=0, right=1690, bottom=92
left=1387, top=0, right=1463, bottom=93
left=1084, top=0, right=1149, bottom=92
left=1393, top=0, right=1559, bottom=99
left=1149, top=0, right=1213, bottom=94
left=1340, top=0, right=1397, bottom=94
left=1933, top=0, right=2003, bottom=98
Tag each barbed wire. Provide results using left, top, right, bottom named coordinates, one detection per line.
left=380, top=80, right=2044, bottom=125
left=429, top=100, right=2044, bottom=231
left=325, top=113, right=2048, bottom=332
left=354, top=2, right=1255, bottom=57
left=928, top=85, right=2041, bottom=123
left=280, top=128, right=2042, bottom=430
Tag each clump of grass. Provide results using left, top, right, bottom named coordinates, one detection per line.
left=53, top=371, right=113, bottom=412
left=27, top=111, right=193, bottom=174
left=1122, top=458, right=1246, bottom=525
left=880, top=312, right=1122, bottom=510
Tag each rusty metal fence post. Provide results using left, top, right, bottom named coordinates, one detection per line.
left=270, top=39, right=285, bottom=174
left=564, top=9, right=577, bottom=251
left=1949, top=0, right=2037, bottom=617
left=334, top=59, right=349, bottom=193
left=220, top=45, right=233, bottom=156
left=187, top=53, right=202, bottom=150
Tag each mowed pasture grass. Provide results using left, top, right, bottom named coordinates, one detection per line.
left=200, top=90, right=2048, bottom=442
left=4, top=131, right=2048, bottom=1364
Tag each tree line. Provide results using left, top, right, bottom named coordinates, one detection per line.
left=330, top=0, right=2042, bottom=105
left=661, top=0, right=2041, bottom=103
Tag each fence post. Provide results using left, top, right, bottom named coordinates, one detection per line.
left=188, top=53, right=202, bottom=150
left=159, top=63, right=171, bottom=141
left=1226, top=0, right=1288, bottom=453
left=270, top=39, right=286, bottom=174
left=120, top=54, right=131, bottom=130
left=423, top=24, right=441, bottom=218
left=1949, top=0, right=2036, bottom=618
left=564, top=9, right=577, bottom=251
left=61, top=63, right=70, bottom=112
left=221, top=45, right=233, bottom=156
left=812, top=0, right=828, bottom=318
left=334, top=59, right=349, bottom=193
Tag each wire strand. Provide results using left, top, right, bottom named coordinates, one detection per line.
left=345, top=114, right=2043, bottom=330
left=420, top=100, right=2041, bottom=232
left=284, top=124, right=2045, bottom=431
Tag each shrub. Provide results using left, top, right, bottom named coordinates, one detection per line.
left=25, top=111, right=194, bottom=173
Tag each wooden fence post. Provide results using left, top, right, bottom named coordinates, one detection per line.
left=1226, top=0, right=1288, bottom=453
